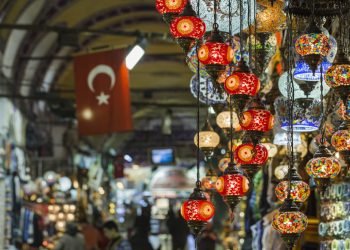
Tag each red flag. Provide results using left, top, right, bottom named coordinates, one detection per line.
left=74, top=49, right=133, bottom=135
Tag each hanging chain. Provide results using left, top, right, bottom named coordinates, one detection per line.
left=247, top=0, right=252, bottom=67
left=320, top=64, right=326, bottom=145
left=196, top=0, right=201, bottom=187
left=239, top=0, right=244, bottom=60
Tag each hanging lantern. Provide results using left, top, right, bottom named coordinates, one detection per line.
left=194, top=120, right=220, bottom=159
left=181, top=187, right=215, bottom=235
left=216, top=109, right=241, bottom=135
left=306, top=145, right=341, bottom=192
left=224, top=60, right=260, bottom=112
left=216, top=163, right=249, bottom=212
left=240, top=99, right=274, bottom=143
left=325, top=50, right=350, bottom=109
left=331, top=120, right=350, bottom=171
left=218, top=153, right=231, bottom=172
left=295, top=21, right=330, bottom=74
left=275, top=165, right=310, bottom=206
left=255, top=5, right=286, bottom=33
left=273, top=199, right=308, bottom=249
left=262, top=142, right=278, bottom=158
left=234, top=143, right=268, bottom=178
left=156, top=0, right=188, bottom=23
left=198, top=25, right=234, bottom=82
left=201, top=167, right=218, bottom=194
left=169, top=2, right=206, bottom=52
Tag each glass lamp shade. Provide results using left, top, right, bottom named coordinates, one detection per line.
left=216, top=173, right=249, bottom=196
left=255, top=5, right=286, bottom=33
left=194, top=131, right=220, bottom=149
left=272, top=210, right=308, bottom=235
left=306, top=146, right=341, bottom=180
left=295, top=32, right=330, bottom=61
left=224, top=71, right=260, bottom=96
left=156, top=0, right=188, bottom=22
left=274, top=165, right=289, bottom=180
left=241, top=109, right=274, bottom=132
left=189, top=0, right=256, bottom=33
left=170, top=16, right=206, bottom=39
left=234, top=143, right=268, bottom=166
left=274, top=97, right=322, bottom=132
left=198, top=42, right=234, bottom=67
left=273, top=132, right=302, bottom=146
left=275, top=180, right=310, bottom=203
left=190, top=75, right=228, bottom=104
left=181, top=199, right=215, bottom=221
left=331, top=129, right=350, bottom=152
left=218, top=156, right=231, bottom=172
left=216, top=111, right=241, bottom=132
left=262, top=142, right=278, bottom=158
left=325, top=61, right=350, bottom=88
left=201, top=175, right=218, bottom=192
left=278, top=70, right=330, bottom=99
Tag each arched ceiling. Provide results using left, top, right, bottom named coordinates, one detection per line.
left=0, top=0, right=195, bottom=123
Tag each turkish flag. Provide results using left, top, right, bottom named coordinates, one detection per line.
left=74, top=49, right=133, bottom=136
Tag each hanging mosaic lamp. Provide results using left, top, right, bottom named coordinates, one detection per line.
left=218, top=152, right=231, bottom=172
left=181, top=187, right=215, bottom=235
left=306, top=145, right=341, bottom=192
left=198, top=26, right=233, bottom=82
left=255, top=5, right=286, bottom=33
left=325, top=49, right=350, bottom=108
left=224, top=60, right=260, bottom=112
left=216, top=163, right=249, bottom=212
left=201, top=167, right=218, bottom=195
left=331, top=120, right=350, bottom=170
left=273, top=198, right=308, bottom=249
left=275, top=163, right=310, bottom=207
left=194, top=119, right=220, bottom=159
left=216, top=108, right=241, bottom=136
left=240, top=98, right=274, bottom=144
left=169, top=2, right=206, bottom=52
left=295, top=20, right=330, bottom=74
left=234, top=142, right=268, bottom=178
left=156, top=0, right=188, bottom=23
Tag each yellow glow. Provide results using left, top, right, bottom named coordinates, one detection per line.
left=82, top=108, right=93, bottom=120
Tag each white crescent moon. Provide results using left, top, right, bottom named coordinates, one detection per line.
left=87, top=64, right=116, bottom=93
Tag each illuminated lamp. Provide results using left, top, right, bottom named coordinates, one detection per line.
left=255, top=5, right=286, bottom=33
left=198, top=25, right=234, bottom=82
left=275, top=164, right=310, bottom=206
left=234, top=142, right=268, bottom=178
left=331, top=120, right=350, bottom=171
left=218, top=153, right=231, bottom=172
left=274, top=164, right=288, bottom=180
left=201, top=167, right=218, bottom=194
left=294, top=34, right=337, bottom=82
left=240, top=99, right=274, bottom=143
left=181, top=187, right=215, bottom=235
left=278, top=70, right=330, bottom=99
left=216, top=163, right=249, bottom=212
left=194, top=120, right=220, bottom=159
left=216, top=109, right=241, bottom=136
left=156, top=0, right=188, bottom=23
left=169, top=2, right=206, bottom=52
left=295, top=20, right=330, bottom=74
left=273, top=198, right=308, bottom=249
left=224, top=60, right=260, bottom=112
left=325, top=49, right=350, bottom=110
left=262, top=142, right=278, bottom=158
left=306, top=145, right=341, bottom=192
left=274, top=97, right=322, bottom=132
left=273, top=132, right=302, bottom=147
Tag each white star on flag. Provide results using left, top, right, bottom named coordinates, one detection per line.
left=96, top=92, right=110, bottom=105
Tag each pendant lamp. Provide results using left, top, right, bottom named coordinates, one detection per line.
left=156, top=0, right=188, bottom=23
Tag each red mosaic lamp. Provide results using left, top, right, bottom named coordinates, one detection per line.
left=275, top=162, right=310, bottom=207
left=156, top=0, right=188, bottom=24
left=169, top=2, right=206, bottom=52
left=197, top=0, right=233, bottom=83
left=224, top=60, right=260, bottom=112
left=181, top=186, right=215, bottom=235
left=201, top=166, right=218, bottom=195
left=295, top=20, right=330, bottom=74
left=306, top=145, right=341, bottom=192
left=215, top=163, right=249, bottom=213
left=273, top=198, right=308, bottom=249
left=240, top=97, right=274, bottom=144
left=234, top=142, right=268, bottom=178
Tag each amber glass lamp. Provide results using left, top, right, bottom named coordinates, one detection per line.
left=216, top=109, right=241, bottom=135
left=194, top=120, right=220, bottom=159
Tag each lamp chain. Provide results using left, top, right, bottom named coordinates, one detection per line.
left=196, top=0, right=201, bottom=187
left=320, top=64, right=325, bottom=145
left=230, top=96, right=234, bottom=163
left=247, top=0, right=252, bottom=67
left=239, top=0, right=244, bottom=60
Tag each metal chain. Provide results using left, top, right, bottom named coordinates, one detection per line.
left=196, top=0, right=201, bottom=186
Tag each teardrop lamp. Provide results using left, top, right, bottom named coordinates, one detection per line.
left=156, top=0, right=188, bottom=23
left=169, top=2, right=206, bottom=52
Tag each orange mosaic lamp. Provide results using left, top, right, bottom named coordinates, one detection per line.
left=156, top=0, right=188, bottom=23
